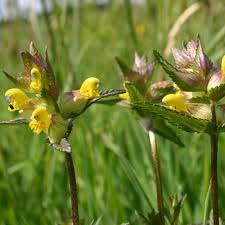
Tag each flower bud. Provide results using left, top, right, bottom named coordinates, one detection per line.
left=132, top=53, right=154, bottom=77
left=168, top=37, right=213, bottom=91
left=116, top=54, right=154, bottom=93
left=59, top=90, right=87, bottom=119
left=30, top=68, right=42, bottom=93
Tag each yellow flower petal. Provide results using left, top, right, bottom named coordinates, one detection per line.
left=29, top=107, right=51, bottom=134
left=221, top=55, right=225, bottom=76
left=119, top=92, right=130, bottom=101
left=5, top=88, right=30, bottom=111
left=162, top=92, right=187, bottom=112
left=30, top=68, right=42, bottom=93
left=79, top=77, right=100, bottom=100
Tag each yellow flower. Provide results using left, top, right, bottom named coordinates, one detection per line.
left=79, top=77, right=100, bottom=100
left=135, top=24, right=145, bottom=37
left=29, top=107, right=52, bottom=134
left=119, top=92, right=130, bottom=101
left=162, top=92, right=188, bottom=112
left=221, top=55, right=225, bottom=76
left=30, top=68, right=42, bottom=93
left=5, top=88, right=30, bottom=111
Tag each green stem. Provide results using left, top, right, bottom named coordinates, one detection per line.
left=210, top=103, right=219, bottom=225
left=148, top=130, right=165, bottom=225
left=65, top=152, right=79, bottom=225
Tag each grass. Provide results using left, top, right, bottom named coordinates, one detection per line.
left=0, top=0, right=225, bottom=224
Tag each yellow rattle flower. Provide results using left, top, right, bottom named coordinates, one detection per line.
left=5, top=88, right=30, bottom=111
left=30, top=68, right=42, bottom=93
left=119, top=92, right=130, bottom=101
left=29, top=107, right=52, bottom=134
left=162, top=91, right=188, bottom=112
left=79, top=77, right=100, bottom=100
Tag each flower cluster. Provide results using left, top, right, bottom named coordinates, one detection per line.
left=117, top=53, right=176, bottom=105
left=3, top=43, right=101, bottom=144
left=116, top=53, right=184, bottom=146
left=158, top=37, right=225, bottom=122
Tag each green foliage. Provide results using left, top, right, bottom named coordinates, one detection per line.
left=153, top=51, right=195, bottom=91
left=125, top=83, right=184, bottom=145
left=137, top=210, right=162, bottom=225
left=1, top=1, right=225, bottom=225
left=208, top=84, right=225, bottom=102
left=126, top=83, right=211, bottom=133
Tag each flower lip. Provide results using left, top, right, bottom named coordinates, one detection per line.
left=162, top=92, right=188, bottom=112
left=29, top=107, right=52, bottom=134
left=5, top=88, right=30, bottom=111
left=79, top=77, right=101, bottom=100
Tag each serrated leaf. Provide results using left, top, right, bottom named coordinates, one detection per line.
left=154, top=121, right=185, bottom=147
left=134, top=102, right=211, bottom=133
left=208, top=84, right=225, bottom=101
left=140, top=118, right=184, bottom=146
left=125, top=82, right=146, bottom=102
left=153, top=50, right=206, bottom=92
left=127, top=83, right=184, bottom=145
left=127, top=83, right=211, bottom=132
left=0, top=118, right=28, bottom=125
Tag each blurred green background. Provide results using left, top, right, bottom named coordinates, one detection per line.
left=0, top=0, right=225, bottom=224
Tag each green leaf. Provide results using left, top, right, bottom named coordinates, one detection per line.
left=153, top=50, right=204, bottom=92
left=153, top=51, right=192, bottom=90
left=133, top=102, right=211, bottom=133
left=125, top=83, right=211, bottom=132
left=0, top=118, right=28, bottom=125
left=126, top=83, right=184, bottom=146
left=154, top=120, right=185, bottom=147
left=125, top=82, right=146, bottom=102
left=208, top=84, right=225, bottom=101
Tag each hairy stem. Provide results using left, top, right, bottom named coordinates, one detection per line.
left=210, top=103, right=219, bottom=225
left=65, top=152, right=79, bottom=225
left=148, top=130, right=165, bottom=225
